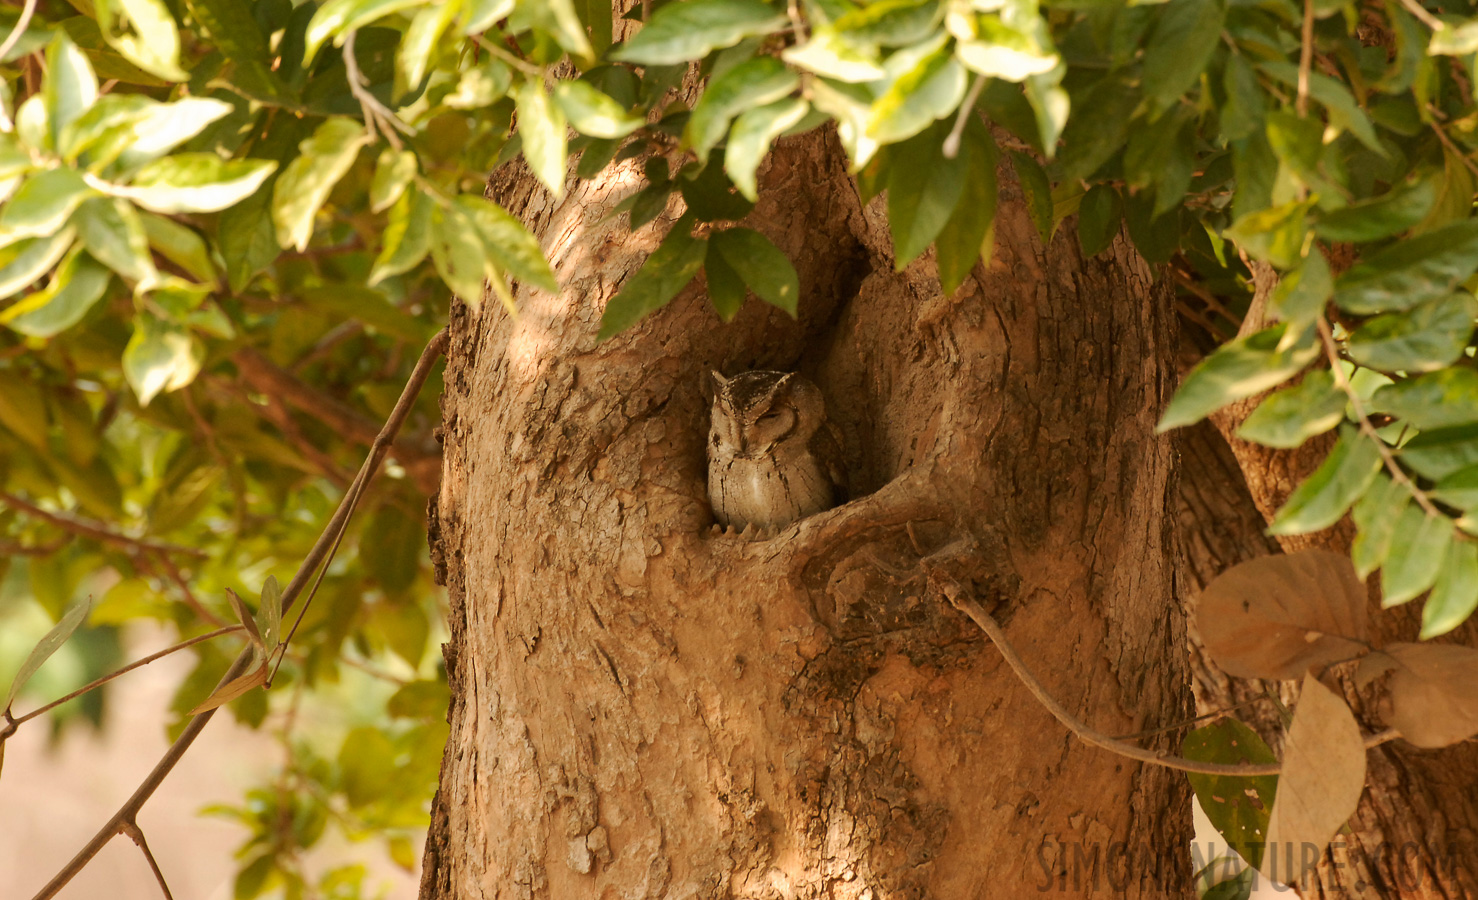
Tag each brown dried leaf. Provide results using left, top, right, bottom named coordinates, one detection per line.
left=1376, top=642, right=1478, bottom=748
left=1261, top=675, right=1367, bottom=886
left=1198, top=550, right=1368, bottom=680
left=186, top=660, right=269, bottom=716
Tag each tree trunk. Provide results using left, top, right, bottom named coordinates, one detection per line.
left=420, top=130, right=1191, bottom=898
left=1177, top=282, right=1478, bottom=898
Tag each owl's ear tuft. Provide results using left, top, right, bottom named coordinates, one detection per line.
left=708, top=370, right=729, bottom=401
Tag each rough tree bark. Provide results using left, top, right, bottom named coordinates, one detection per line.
left=419, top=128, right=1192, bottom=898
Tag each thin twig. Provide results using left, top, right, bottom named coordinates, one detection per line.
left=936, top=579, right=1401, bottom=777
left=1397, top=0, right=1445, bottom=31
left=1426, top=109, right=1478, bottom=181
left=943, top=75, right=987, bottom=159
left=2, top=626, right=242, bottom=732
left=1297, top=0, right=1314, bottom=117
left=472, top=34, right=544, bottom=76
left=145, top=551, right=227, bottom=628
left=0, top=0, right=37, bottom=66
left=0, top=537, right=67, bottom=556
left=0, top=493, right=206, bottom=558
left=343, top=32, right=412, bottom=148
left=119, top=821, right=175, bottom=900
left=1316, top=317, right=1443, bottom=518
left=30, top=330, right=449, bottom=900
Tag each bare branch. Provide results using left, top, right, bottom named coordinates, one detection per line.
left=0, top=493, right=206, bottom=558
left=3, top=626, right=243, bottom=732
left=120, top=821, right=175, bottom=900
left=29, top=329, right=449, bottom=900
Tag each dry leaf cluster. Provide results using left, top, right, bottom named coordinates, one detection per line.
left=1195, top=550, right=1478, bottom=884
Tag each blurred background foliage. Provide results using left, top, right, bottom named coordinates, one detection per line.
left=3, top=0, right=1478, bottom=896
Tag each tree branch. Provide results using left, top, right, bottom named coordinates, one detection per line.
left=0, top=493, right=206, bottom=558
left=29, top=330, right=449, bottom=900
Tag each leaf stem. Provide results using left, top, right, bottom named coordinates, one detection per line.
left=943, top=75, right=986, bottom=160
left=1, top=626, right=243, bottom=733
left=1296, top=0, right=1314, bottom=118
left=936, top=577, right=1400, bottom=777
left=1315, top=317, right=1443, bottom=518
left=0, top=0, right=37, bottom=72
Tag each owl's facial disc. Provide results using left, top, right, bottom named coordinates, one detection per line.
left=745, top=406, right=797, bottom=454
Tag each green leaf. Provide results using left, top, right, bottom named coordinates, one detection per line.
left=1056, top=69, right=1139, bottom=182
left=1334, top=219, right=1478, bottom=315
left=140, top=213, right=215, bottom=281
left=451, top=194, right=558, bottom=294
left=257, top=575, right=282, bottom=651
left=429, top=200, right=493, bottom=306
left=1160, top=324, right=1321, bottom=431
left=1430, top=19, right=1478, bottom=55
left=398, top=0, right=460, bottom=95
left=1267, top=249, right=1331, bottom=333
left=217, top=180, right=280, bottom=293
left=782, top=28, right=885, bottom=82
left=955, top=16, right=1058, bottom=82
left=362, top=504, right=422, bottom=595
left=97, top=0, right=189, bottom=82
left=122, top=311, right=203, bottom=405
left=183, top=0, right=291, bottom=103
left=0, top=228, right=77, bottom=300
left=44, top=33, right=99, bottom=149
left=369, top=148, right=417, bottom=214
left=831, top=0, right=940, bottom=47
left=73, top=196, right=157, bottom=287
left=1402, top=424, right=1478, bottom=482
left=936, top=122, right=998, bottom=295
left=613, top=0, right=787, bottom=65
left=1421, top=539, right=1478, bottom=638
left=1315, top=173, right=1438, bottom=243
left=1352, top=474, right=1407, bottom=578
left=598, top=217, right=707, bottom=339
left=1010, top=149, right=1052, bottom=245
left=463, top=0, right=514, bottom=33
left=678, top=152, right=754, bottom=221
left=1183, top=718, right=1277, bottom=870
left=1220, top=52, right=1266, bottom=143
left=887, top=125, right=966, bottom=268
left=0, top=168, right=92, bottom=248
left=704, top=240, right=746, bottom=321
left=686, top=57, right=798, bottom=165
left=271, top=118, right=367, bottom=251
left=726, top=97, right=810, bottom=201
left=1382, top=508, right=1452, bottom=607
left=1269, top=426, right=1383, bottom=535
left=867, top=40, right=967, bottom=145
left=0, top=248, right=113, bottom=337
left=126, top=153, right=277, bottom=214
left=709, top=227, right=798, bottom=315
left=370, top=189, right=433, bottom=284
left=513, top=79, right=568, bottom=197
left=554, top=81, right=642, bottom=140
left=4, top=596, right=92, bottom=711
left=303, top=0, right=426, bottom=65
left=1259, top=61, right=1381, bottom=153
left=1141, top=0, right=1224, bottom=110
left=1434, top=465, right=1478, bottom=511
left=1076, top=184, right=1121, bottom=259
left=1223, top=199, right=1313, bottom=270
left=1346, top=292, right=1477, bottom=374
left=1370, top=369, right=1478, bottom=430
left=1237, top=370, right=1346, bottom=449
left=809, top=77, right=881, bottom=168
left=114, top=97, right=238, bottom=171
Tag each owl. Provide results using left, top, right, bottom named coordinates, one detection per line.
left=707, top=370, right=846, bottom=534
